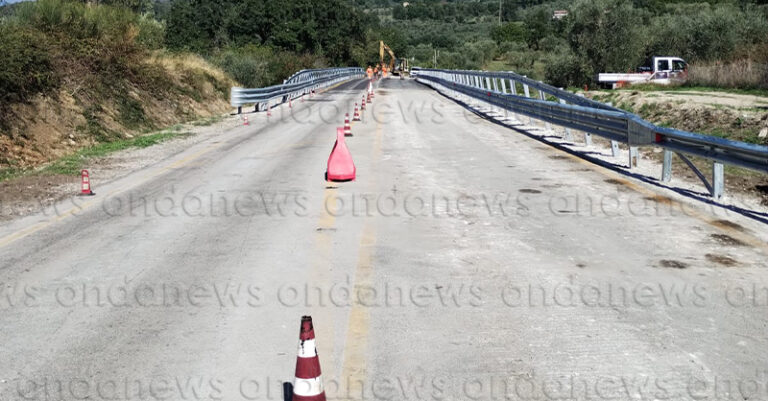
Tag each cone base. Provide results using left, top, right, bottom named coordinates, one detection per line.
left=325, top=172, right=354, bottom=182
left=293, top=393, right=327, bottom=401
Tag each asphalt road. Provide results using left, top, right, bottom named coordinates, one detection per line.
left=1, top=77, right=768, bottom=401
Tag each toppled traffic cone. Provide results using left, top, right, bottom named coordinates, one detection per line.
left=343, top=113, right=352, bottom=136
left=243, top=116, right=249, bottom=126
left=80, top=169, right=95, bottom=196
left=326, top=128, right=355, bottom=182
left=293, top=316, right=326, bottom=401
left=352, top=105, right=360, bottom=122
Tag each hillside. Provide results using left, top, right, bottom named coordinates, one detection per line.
left=0, top=0, right=235, bottom=171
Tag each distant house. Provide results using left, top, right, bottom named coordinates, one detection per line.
left=553, top=10, right=568, bottom=19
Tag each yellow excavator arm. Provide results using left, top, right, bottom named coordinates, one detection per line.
left=379, top=41, right=396, bottom=73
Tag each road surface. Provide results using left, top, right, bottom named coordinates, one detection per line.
left=1, top=78, right=768, bottom=401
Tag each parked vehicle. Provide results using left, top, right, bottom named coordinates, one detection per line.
left=598, top=57, right=687, bottom=88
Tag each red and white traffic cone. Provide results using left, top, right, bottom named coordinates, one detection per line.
left=267, top=104, right=272, bottom=117
left=366, top=93, right=372, bottom=104
left=289, top=98, right=293, bottom=108
left=80, top=169, right=95, bottom=196
left=343, top=113, right=352, bottom=136
left=360, top=96, right=366, bottom=111
left=293, top=316, right=326, bottom=401
left=243, top=116, right=249, bottom=126
left=352, top=105, right=360, bottom=122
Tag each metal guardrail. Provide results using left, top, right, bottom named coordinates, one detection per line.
left=231, top=67, right=365, bottom=113
left=412, top=67, right=768, bottom=199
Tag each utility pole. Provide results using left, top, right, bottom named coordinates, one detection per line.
left=498, top=0, right=502, bottom=25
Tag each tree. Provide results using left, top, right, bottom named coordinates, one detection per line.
left=491, top=22, right=526, bottom=44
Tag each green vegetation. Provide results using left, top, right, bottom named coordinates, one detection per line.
left=42, top=131, right=188, bottom=176
left=42, top=131, right=187, bottom=177
left=0, top=129, right=187, bottom=182
left=360, top=0, right=768, bottom=89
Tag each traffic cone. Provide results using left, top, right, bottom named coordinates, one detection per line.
left=368, top=81, right=373, bottom=94
left=326, top=128, right=355, bottom=182
left=267, top=104, right=272, bottom=117
left=366, top=93, right=371, bottom=104
left=80, top=169, right=95, bottom=196
left=360, top=96, right=366, bottom=111
left=352, top=105, right=360, bottom=122
left=289, top=98, right=293, bottom=108
left=243, top=116, right=249, bottom=126
left=293, top=316, right=326, bottom=401
left=344, top=114, right=352, bottom=136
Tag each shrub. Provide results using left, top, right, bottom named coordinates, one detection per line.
left=212, top=45, right=320, bottom=88
left=0, top=24, right=57, bottom=105
left=545, top=51, right=591, bottom=88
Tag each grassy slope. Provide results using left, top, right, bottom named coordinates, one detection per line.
left=0, top=0, right=237, bottom=174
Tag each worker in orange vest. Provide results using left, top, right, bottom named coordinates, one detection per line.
left=366, top=66, right=373, bottom=79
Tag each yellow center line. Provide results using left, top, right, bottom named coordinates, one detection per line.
left=339, top=118, right=383, bottom=398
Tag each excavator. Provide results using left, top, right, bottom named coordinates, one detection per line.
left=379, top=41, right=408, bottom=76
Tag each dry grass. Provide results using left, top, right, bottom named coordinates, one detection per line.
left=688, top=59, right=768, bottom=89
left=149, top=52, right=235, bottom=85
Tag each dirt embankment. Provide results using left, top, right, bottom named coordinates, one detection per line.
left=586, top=89, right=768, bottom=204
left=0, top=53, right=235, bottom=170
left=588, top=89, right=768, bottom=144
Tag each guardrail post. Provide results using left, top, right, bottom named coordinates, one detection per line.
left=522, top=84, right=534, bottom=125
left=538, top=88, right=552, bottom=132
left=500, top=80, right=508, bottom=119
left=558, top=98, right=573, bottom=141
left=605, top=102, right=619, bottom=156
left=508, top=79, right=519, bottom=122
left=577, top=93, right=592, bottom=146
left=237, top=106, right=242, bottom=115
left=629, top=146, right=639, bottom=168
left=712, top=162, right=724, bottom=199
left=662, top=150, right=673, bottom=182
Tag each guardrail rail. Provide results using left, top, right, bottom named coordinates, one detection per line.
left=412, top=67, right=768, bottom=199
left=231, top=67, right=365, bottom=113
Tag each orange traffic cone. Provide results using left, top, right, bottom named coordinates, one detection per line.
left=293, top=316, right=326, bottom=401
left=352, top=105, right=360, bottom=122
left=343, top=114, right=352, bottom=136
left=80, top=169, right=95, bottom=196
left=326, top=128, right=355, bottom=182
